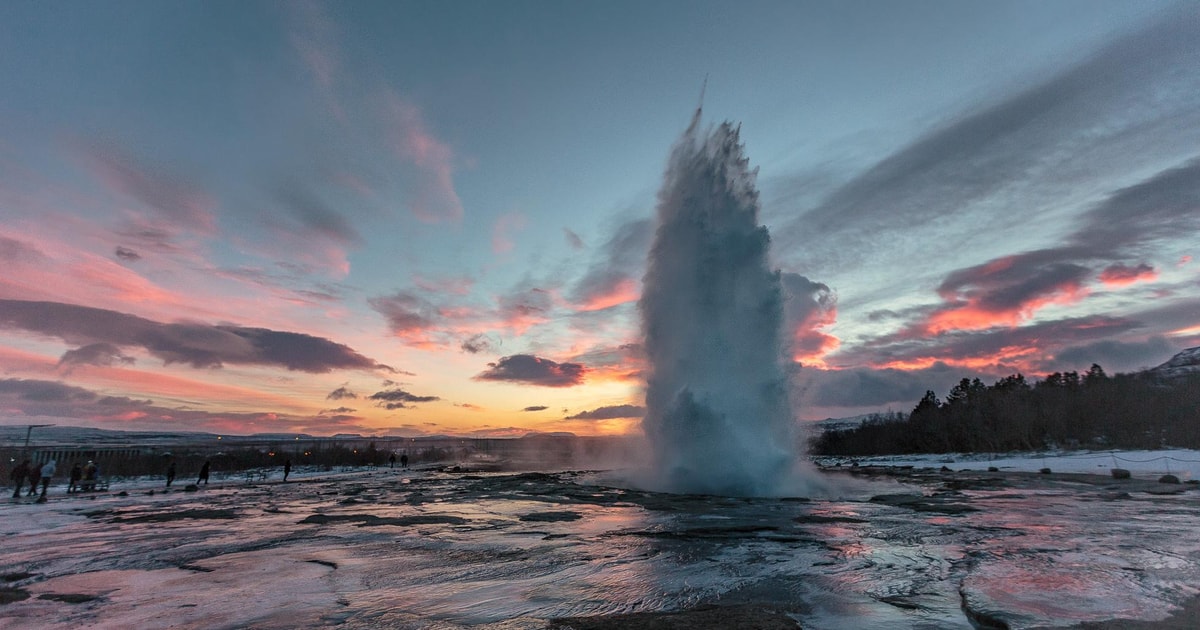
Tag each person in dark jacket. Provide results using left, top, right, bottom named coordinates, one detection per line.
left=283, top=459, right=291, bottom=482
left=198, top=460, right=210, bottom=485
left=10, top=460, right=29, bottom=499
left=68, top=462, right=83, bottom=493
left=166, top=461, right=176, bottom=487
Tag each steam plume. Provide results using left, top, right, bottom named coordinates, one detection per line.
left=639, top=111, right=804, bottom=496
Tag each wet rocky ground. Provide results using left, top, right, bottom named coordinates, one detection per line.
left=1, top=464, right=1198, bottom=629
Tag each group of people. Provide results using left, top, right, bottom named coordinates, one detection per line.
left=8, top=458, right=102, bottom=501
left=65, top=460, right=101, bottom=493
left=10, top=459, right=104, bottom=501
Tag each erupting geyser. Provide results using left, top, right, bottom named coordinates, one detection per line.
left=640, top=110, right=808, bottom=497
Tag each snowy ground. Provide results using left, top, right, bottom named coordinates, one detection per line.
left=816, top=449, right=1200, bottom=480
left=1, top=452, right=1198, bottom=629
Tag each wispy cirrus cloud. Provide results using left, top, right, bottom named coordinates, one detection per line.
left=492, top=212, right=527, bottom=254
left=79, top=141, right=217, bottom=234
left=0, top=236, right=47, bottom=265
left=385, top=93, right=464, bottom=223
left=775, top=10, right=1200, bottom=279
left=568, top=218, right=651, bottom=311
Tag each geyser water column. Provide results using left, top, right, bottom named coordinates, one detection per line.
left=639, top=112, right=798, bottom=496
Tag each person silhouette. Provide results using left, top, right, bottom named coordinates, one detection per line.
left=198, top=460, right=211, bottom=485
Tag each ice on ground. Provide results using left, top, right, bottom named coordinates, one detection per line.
left=1, top=459, right=1199, bottom=629
left=819, top=448, right=1200, bottom=480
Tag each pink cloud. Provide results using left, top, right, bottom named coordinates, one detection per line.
left=1098, top=262, right=1158, bottom=287
left=385, top=94, right=464, bottom=223
left=924, top=255, right=1092, bottom=334
left=287, top=0, right=346, bottom=122
left=79, top=141, right=217, bottom=234
left=492, top=212, right=527, bottom=254
left=573, top=277, right=639, bottom=312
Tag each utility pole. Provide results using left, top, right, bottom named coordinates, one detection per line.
left=22, top=424, right=54, bottom=460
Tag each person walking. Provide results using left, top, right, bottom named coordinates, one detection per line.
left=27, top=462, right=40, bottom=496
left=389, top=453, right=396, bottom=469
left=283, top=459, right=291, bottom=482
left=37, top=459, right=56, bottom=502
left=10, top=460, right=29, bottom=499
left=400, top=453, right=409, bottom=469
left=68, top=462, right=82, bottom=493
left=166, top=461, right=176, bottom=487
left=198, top=460, right=210, bottom=485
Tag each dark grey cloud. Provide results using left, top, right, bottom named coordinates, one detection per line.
left=114, top=246, right=142, bottom=262
left=881, top=155, right=1200, bottom=339
left=474, top=354, right=586, bottom=387
left=326, top=386, right=357, bottom=400
left=368, top=387, right=440, bottom=410
left=0, top=378, right=96, bottom=403
left=1052, top=336, right=1178, bottom=373
left=0, top=236, right=46, bottom=265
left=781, top=273, right=837, bottom=357
left=0, top=299, right=390, bottom=374
left=1099, top=262, right=1155, bottom=284
left=798, top=365, right=963, bottom=409
left=58, top=343, right=135, bottom=368
left=563, top=228, right=585, bottom=250
left=835, top=314, right=1141, bottom=373
left=565, top=404, right=645, bottom=420
left=522, top=405, right=548, bottom=412
left=460, top=333, right=498, bottom=354
left=320, top=406, right=357, bottom=414
left=497, top=286, right=554, bottom=324
left=0, top=378, right=370, bottom=435
left=1072, top=157, right=1200, bottom=255
left=369, top=292, right=438, bottom=336
left=568, top=218, right=651, bottom=308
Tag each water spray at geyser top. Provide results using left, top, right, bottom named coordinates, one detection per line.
left=639, top=109, right=822, bottom=497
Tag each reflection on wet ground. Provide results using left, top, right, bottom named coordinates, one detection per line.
left=1, top=466, right=1198, bottom=629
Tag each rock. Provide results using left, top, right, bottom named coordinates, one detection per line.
left=987, top=467, right=999, bottom=472
left=184, top=484, right=199, bottom=492
left=1039, top=468, right=1052, bottom=474
left=1159, top=474, right=1180, bottom=484
left=1111, top=468, right=1131, bottom=479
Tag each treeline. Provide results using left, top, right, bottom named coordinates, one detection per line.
left=811, top=365, right=1200, bottom=456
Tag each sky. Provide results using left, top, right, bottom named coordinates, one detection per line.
left=1, top=1, right=1198, bottom=437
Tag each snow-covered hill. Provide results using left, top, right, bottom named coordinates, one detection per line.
left=1148, top=346, right=1200, bottom=380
